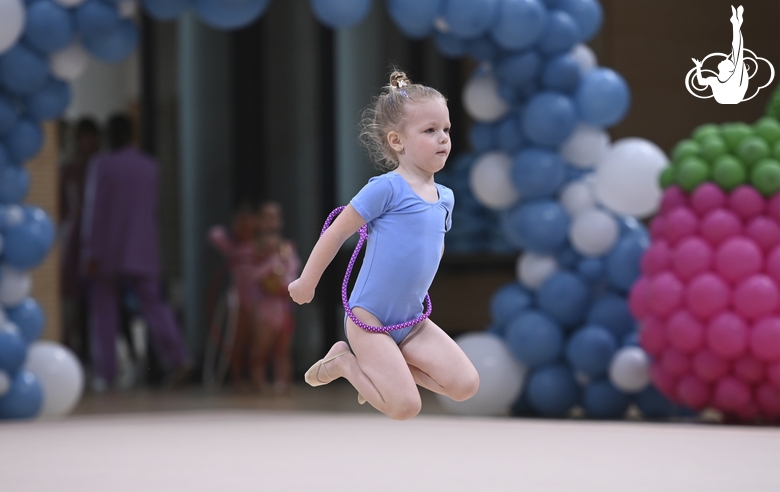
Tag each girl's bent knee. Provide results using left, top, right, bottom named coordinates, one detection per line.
left=451, top=371, right=480, bottom=402
left=386, top=395, right=421, bottom=421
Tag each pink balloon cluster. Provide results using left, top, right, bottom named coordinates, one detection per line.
left=630, top=184, right=780, bottom=421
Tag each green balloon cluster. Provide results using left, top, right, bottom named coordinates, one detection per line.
left=766, top=84, right=780, bottom=121
left=661, top=116, right=780, bottom=196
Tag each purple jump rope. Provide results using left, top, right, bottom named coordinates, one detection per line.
left=321, top=206, right=432, bottom=333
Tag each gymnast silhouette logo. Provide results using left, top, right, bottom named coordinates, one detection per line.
left=685, top=5, right=774, bottom=104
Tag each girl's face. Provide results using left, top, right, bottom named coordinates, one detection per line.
left=394, top=97, right=451, bottom=174
left=257, top=203, right=283, bottom=234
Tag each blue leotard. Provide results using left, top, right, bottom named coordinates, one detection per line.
left=346, top=171, right=454, bottom=344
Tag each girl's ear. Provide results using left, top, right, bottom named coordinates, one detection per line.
left=387, top=130, right=403, bottom=153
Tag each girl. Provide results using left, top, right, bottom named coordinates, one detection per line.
left=288, top=71, right=479, bottom=420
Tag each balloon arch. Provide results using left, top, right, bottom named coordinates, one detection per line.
left=1, top=0, right=778, bottom=422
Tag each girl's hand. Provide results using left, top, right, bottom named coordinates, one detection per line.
left=692, top=58, right=702, bottom=67
left=288, top=278, right=315, bottom=304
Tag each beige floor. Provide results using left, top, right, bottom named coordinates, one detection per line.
left=1, top=383, right=779, bottom=492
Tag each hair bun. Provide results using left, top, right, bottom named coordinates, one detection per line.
left=390, top=71, right=411, bottom=89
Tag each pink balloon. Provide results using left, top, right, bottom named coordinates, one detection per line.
left=690, top=183, right=727, bottom=216
left=639, top=317, right=667, bottom=356
left=693, top=349, right=730, bottom=382
left=666, top=310, right=705, bottom=353
left=767, top=246, right=780, bottom=286
left=664, top=207, right=699, bottom=245
left=686, top=273, right=731, bottom=320
left=641, top=241, right=671, bottom=276
left=660, top=186, right=688, bottom=213
left=650, top=364, right=678, bottom=398
left=672, top=237, right=712, bottom=281
left=768, top=194, right=780, bottom=223
left=707, top=312, right=749, bottom=359
left=676, top=375, right=711, bottom=409
left=756, top=383, right=780, bottom=417
left=628, top=276, right=651, bottom=318
left=746, top=216, right=780, bottom=251
left=660, top=347, right=691, bottom=377
left=714, top=377, right=751, bottom=412
left=750, top=316, right=780, bottom=361
left=733, top=275, right=779, bottom=320
left=650, top=215, right=667, bottom=240
left=769, top=362, right=780, bottom=390
left=714, top=237, right=763, bottom=283
left=700, top=209, right=743, bottom=246
left=649, top=272, right=684, bottom=318
left=735, top=400, right=761, bottom=420
left=729, top=185, right=766, bottom=221
left=733, top=354, right=765, bottom=385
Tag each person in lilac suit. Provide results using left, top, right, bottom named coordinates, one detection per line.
left=82, top=114, right=190, bottom=389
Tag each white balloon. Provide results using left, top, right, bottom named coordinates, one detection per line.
left=118, top=0, right=138, bottom=18
left=559, top=179, right=597, bottom=216
left=570, top=44, right=597, bottom=74
left=24, top=341, right=85, bottom=418
left=437, top=332, right=526, bottom=416
left=517, top=252, right=559, bottom=290
left=0, top=267, right=31, bottom=306
left=3, top=205, right=24, bottom=227
left=560, top=124, right=610, bottom=168
left=608, top=346, right=651, bottom=393
left=53, top=0, right=87, bottom=6
left=594, top=138, right=668, bottom=218
left=49, top=42, right=90, bottom=82
left=569, top=208, right=619, bottom=257
left=469, top=151, right=520, bottom=209
left=0, top=369, right=10, bottom=396
left=462, top=72, right=509, bottom=123
left=0, top=0, right=25, bottom=55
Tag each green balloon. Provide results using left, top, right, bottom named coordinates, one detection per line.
left=692, top=123, right=720, bottom=144
left=738, top=135, right=770, bottom=165
left=751, top=159, right=780, bottom=196
left=672, top=139, right=701, bottom=163
left=721, top=122, right=753, bottom=150
left=700, top=134, right=728, bottom=162
left=754, top=116, right=780, bottom=144
left=659, top=166, right=677, bottom=188
left=774, top=140, right=780, bottom=160
left=712, top=154, right=747, bottom=191
left=677, top=156, right=710, bottom=192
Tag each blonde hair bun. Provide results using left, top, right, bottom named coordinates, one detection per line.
left=389, top=71, right=411, bottom=89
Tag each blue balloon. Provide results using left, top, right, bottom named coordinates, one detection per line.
left=510, top=385, right=537, bottom=416
left=484, top=322, right=506, bottom=338
left=75, top=0, right=121, bottom=37
left=0, top=371, right=43, bottom=419
left=490, top=282, right=532, bottom=324
left=0, top=330, right=27, bottom=373
left=0, top=166, right=29, bottom=204
left=635, top=385, right=675, bottom=419
left=387, top=0, right=441, bottom=39
left=443, top=0, right=498, bottom=39
left=0, top=94, right=19, bottom=135
left=5, top=119, right=43, bottom=163
left=556, top=244, right=580, bottom=268
left=6, top=298, right=45, bottom=344
left=558, top=0, right=602, bottom=41
left=583, top=379, right=631, bottom=418
left=465, top=35, right=499, bottom=61
left=194, top=0, right=271, bottom=30
left=511, top=147, right=567, bottom=198
left=490, top=0, right=547, bottom=50
left=496, top=114, right=524, bottom=153
left=23, top=0, right=76, bottom=54
left=25, top=77, right=72, bottom=121
left=605, top=230, right=649, bottom=291
left=0, top=143, right=11, bottom=170
left=311, top=0, right=372, bottom=29
left=433, top=31, right=467, bottom=57
left=0, top=45, right=49, bottom=96
left=618, top=215, right=649, bottom=239
left=1, top=206, right=55, bottom=269
left=565, top=325, right=617, bottom=377
left=495, top=51, right=541, bottom=88
left=586, top=294, right=634, bottom=339
left=575, top=68, right=630, bottom=127
left=522, top=92, right=576, bottom=147
left=537, top=10, right=580, bottom=55
left=468, top=122, right=496, bottom=153
left=142, top=0, right=192, bottom=21
left=505, top=311, right=564, bottom=367
left=541, top=53, right=581, bottom=93
left=622, top=331, right=639, bottom=347
left=83, top=19, right=139, bottom=63
left=526, top=364, right=579, bottom=417
left=538, top=271, right=590, bottom=328
left=577, top=256, right=604, bottom=282
left=501, top=200, right=569, bottom=253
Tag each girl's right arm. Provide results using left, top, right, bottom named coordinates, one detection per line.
left=288, top=204, right=366, bottom=304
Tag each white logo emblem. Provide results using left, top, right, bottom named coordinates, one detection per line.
left=685, top=5, right=774, bottom=104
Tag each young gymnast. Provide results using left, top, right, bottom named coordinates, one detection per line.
left=692, top=5, right=748, bottom=104
left=288, top=70, right=479, bottom=420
